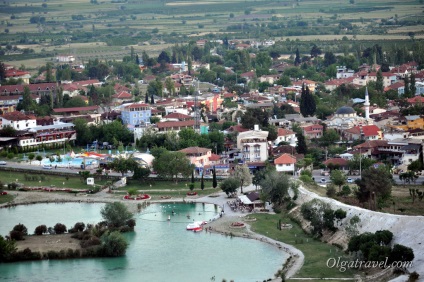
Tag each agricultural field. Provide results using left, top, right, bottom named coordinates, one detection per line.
left=1, top=0, right=424, bottom=69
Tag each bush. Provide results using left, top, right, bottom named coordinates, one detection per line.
left=73, top=222, right=85, bottom=232
left=326, top=186, right=336, bottom=197
left=11, top=248, right=41, bottom=261
left=99, top=231, right=128, bottom=257
left=34, top=225, right=47, bottom=235
left=126, top=219, right=136, bottom=229
left=13, top=224, right=28, bottom=235
left=286, top=201, right=297, bottom=210
left=9, top=230, right=24, bottom=241
left=47, top=250, right=60, bottom=259
left=53, top=223, right=67, bottom=234
left=337, top=185, right=351, bottom=197
left=80, top=236, right=101, bottom=248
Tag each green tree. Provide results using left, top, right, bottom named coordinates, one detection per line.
left=212, top=166, right=217, bottom=188
left=99, top=231, right=128, bottom=257
left=220, top=177, right=239, bottom=196
left=294, top=48, right=301, bottom=66
left=0, top=235, right=17, bottom=262
left=132, top=166, right=150, bottom=182
left=330, top=169, right=346, bottom=191
left=375, top=70, right=384, bottom=93
left=16, top=86, right=35, bottom=111
left=320, top=129, right=340, bottom=146
left=101, top=202, right=133, bottom=228
left=152, top=150, right=194, bottom=183
left=232, top=164, right=252, bottom=194
left=410, top=72, right=416, bottom=96
left=109, top=157, right=139, bottom=176
left=200, top=172, right=205, bottom=190
left=295, top=132, right=308, bottom=154
left=356, top=166, right=392, bottom=209
left=404, top=75, right=411, bottom=98
left=53, top=223, right=67, bottom=234
left=164, top=77, right=175, bottom=96
left=389, top=244, right=414, bottom=263
left=64, top=96, right=86, bottom=108
left=259, top=171, right=290, bottom=206
left=34, top=225, right=47, bottom=235
left=299, top=84, right=316, bottom=117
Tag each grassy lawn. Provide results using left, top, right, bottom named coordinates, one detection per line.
left=0, top=194, right=14, bottom=204
left=0, top=170, right=108, bottom=190
left=115, top=180, right=221, bottom=199
left=250, top=213, right=360, bottom=280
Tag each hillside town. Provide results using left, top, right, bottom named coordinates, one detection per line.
left=1, top=40, right=424, bottom=281
left=1, top=43, right=423, bottom=178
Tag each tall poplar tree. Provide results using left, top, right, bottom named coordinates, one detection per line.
left=294, top=48, right=301, bottom=66
left=404, top=75, right=411, bottom=98
left=410, top=73, right=416, bottom=96
left=299, top=84, right=316, bottom=117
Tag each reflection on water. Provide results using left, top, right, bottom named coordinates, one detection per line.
left=0, top=203, right=287, bottom=282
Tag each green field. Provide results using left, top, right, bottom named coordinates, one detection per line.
left=1, top=0, right=423, bottom=69
left=0, top=170, right=107, bottom=190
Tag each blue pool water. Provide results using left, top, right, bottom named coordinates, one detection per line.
left=41, top=156, right=98, bottom=168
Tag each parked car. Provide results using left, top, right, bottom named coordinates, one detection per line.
left=347, top=178, right=353, bottom=183
left=0, top=161, right=7, bottom=165
left=43, top=165, right=53, bottom=170
left=1, top=191, right=7, bottom=195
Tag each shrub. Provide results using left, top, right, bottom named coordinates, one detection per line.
left=73, top=222, right=85, bottom=232
left=34, top=225, right=47, bottom=235
left=13, top=224, right=28, bottom=235
left=10, top=229, right=25, bottom=241
left=80, top=236, right=101, bottom=248
left=337, top=185, right=351, bottom=197
left=126, top=219, right=136, bottom=229
left=286, top=201, right=296, bottom=210
left=99, top=231, right=128, bottom=257
left=326, top=186, right=336, bottom=197
left=53, top=223, right=67, bottom=234
left=47, top=250, right=60, bottom=259
left=408, top=271, right=420, bottom=282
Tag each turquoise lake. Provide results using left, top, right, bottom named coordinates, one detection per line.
left=0, top=202, right=288, bottom=282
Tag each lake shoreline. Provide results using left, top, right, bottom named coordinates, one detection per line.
left=1, top=190, right=299, bottom=281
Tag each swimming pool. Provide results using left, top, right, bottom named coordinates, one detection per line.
left=41, top=156, right=98, bottom=168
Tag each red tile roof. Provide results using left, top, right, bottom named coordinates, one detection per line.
left=163, top=112, right=192, bottom=120
left=124, top=103, right=149, bottom=109
left=156, top=120, right=195, bottom=129
left=354, top=140, right=388, bottom=149
left=209, top=153, right=221, bottom=161
left=344, top=125, right=381, bottom=137
left=53, top=106, right=99, bottom=113
left=323, top=158, right=348, bottom=167
left=1, top=111, right=36, bottom=121
left=407, top=96, right=424, bottom=104
left=112, top=91, right=132, bottom=99
left=179, top=146, right=211, bottom=154
left=277, top=128, right=295, bottom=137
left=274, top=153, right=296, bottom=165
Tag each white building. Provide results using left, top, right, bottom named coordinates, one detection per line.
left=237, top=125, right=269, bottom=162
left=56, top=55, right=75, bottom=63
left=1, top=111, right=37, bottom=130
left=274, top=128, right=296, bottom=146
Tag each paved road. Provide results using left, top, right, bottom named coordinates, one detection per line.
left=311, top=169, right=424, bottom=185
